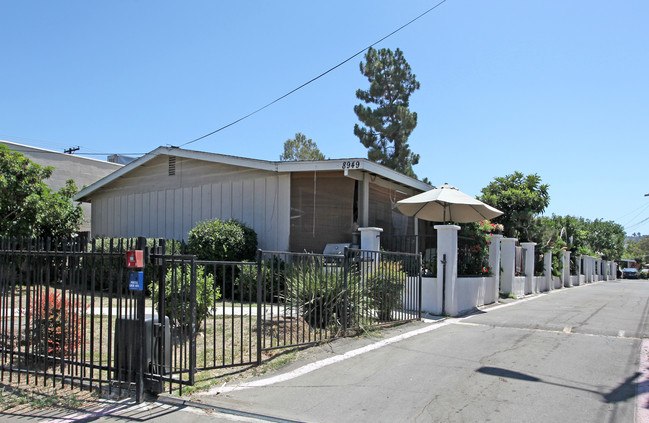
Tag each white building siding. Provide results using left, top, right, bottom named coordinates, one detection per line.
left=90, top=156, right=290, bottom=250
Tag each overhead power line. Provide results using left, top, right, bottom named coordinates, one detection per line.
left=180, top=0, right=448, bottom=148
left=625, top=215, right=649, bottom=230
left=1, top=147, right=145, bottom=157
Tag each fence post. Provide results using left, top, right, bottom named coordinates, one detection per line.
left=342, top=247, right=349, bottom=334
left=136, top=236, right=146, bottom=403
left=418, top=252, right=423, bottom=320
left=256, top=249, right=263, bottom=365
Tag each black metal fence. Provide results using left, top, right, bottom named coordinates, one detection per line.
left=1, top=238, right=422, bottom=402
left=0, top=237, right=146, bottom=399
left=383, top=234, right=437, bottom=276
left=257, top=249, right=422, bottom=353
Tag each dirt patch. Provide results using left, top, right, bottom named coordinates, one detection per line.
left=0, top=376, right=100, bottom=414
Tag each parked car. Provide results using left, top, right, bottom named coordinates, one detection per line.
left=623, top=268, right=639, bottom=279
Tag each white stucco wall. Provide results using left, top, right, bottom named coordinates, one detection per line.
left=512, top=276, right=526, bottom=298
left=534, top=276, right=547, bottom=292
left=421, top=277, right=442, bottom=315
left=454, top=276, right=497, bottom=314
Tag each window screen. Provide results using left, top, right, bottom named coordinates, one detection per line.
left=289, top=171, right=355, bottom=253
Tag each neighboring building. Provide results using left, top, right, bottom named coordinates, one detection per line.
left=1, top=141, right=123, bottom=232
left=75, top=146, right=433, bottom=252
left=108, top=154, right=137, bottom=165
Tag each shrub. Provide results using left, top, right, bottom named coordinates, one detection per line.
left=458, top=222, right=491, bottom=276
left=30, top=292, right=87, bottom=358
left=284, top=258, right=360, bottom=331
left=149, top=265, right=220, bottom=329
left=365, top=262, right=407, bottom=321
left=234, top=258, right=285, bottom=303
left=187, top=219, right=257, bottom=262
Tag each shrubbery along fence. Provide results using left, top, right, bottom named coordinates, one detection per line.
left=0, top=237, right=421, bottom=402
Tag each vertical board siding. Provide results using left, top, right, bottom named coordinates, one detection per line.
left=91, top=172, right=291, bottom=251
left=121, top=195, right=129, bottom=235
left=135, top=193, right=144, bottom=236
left=157, top=190, right=165, bottom=236
left=242, top=179, right=255, bottom=226
left=253, top=178, right=266, bottom=236
left=175, top=188, right=184, bottom=239
left=221, top=183, right=232, bottom=220
left=201, top=184, right=211, bottom=221
left=192, top=186, right=201, bottom=229
left=265, top=176, right=278, bottom=250
left=211, top=184, right=221, bottom=220
left=232, top=180, right=243, bottom=219
left=166, top=189, right=175, bottom=239
left=149, top=191, right=157, bottom=236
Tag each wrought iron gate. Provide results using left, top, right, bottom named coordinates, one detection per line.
left=1, top=238, right=421, bottom=403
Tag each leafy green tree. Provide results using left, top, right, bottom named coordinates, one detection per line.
left=280, top=133, right=326, bottom=161
left=354, top=47, right=420, bottom=177
left=478, top=172, right=550, bottom=240
left=0, top=144, right=83, bottom=238
left=586, top=219, right=625, bottom=260
left=624, top=236, right=649, bottom=262
left=531, top=215, right=625, bottom=261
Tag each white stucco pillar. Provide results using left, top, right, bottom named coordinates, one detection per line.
left=578, top=255, right=583, bottom=277
left=521, top=242, right=536, bottom=293
left=587, top=257, right=594, bottom=283
left=359, top=227, right=383, bottom=252
left=544, top=250, right=553, bottom=291
left=435, top=225, right=460, bottom=316
left=500, top=238, right=518, bottom=296
left=562, top=250, right=572, bottom=287
left=489, top=234, right=503, bottom=302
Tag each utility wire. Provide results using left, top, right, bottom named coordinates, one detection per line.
left=624, top=215, right=649, bottom=230
left=616, top=202, right=649, bottom=220
left=621, top=202, right=649, bottom=227
left=180, top=0, right=448, bottom=148
left=1, top=147, right=145, bottom=157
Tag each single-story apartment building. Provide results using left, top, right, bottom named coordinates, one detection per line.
left=75, top=146, right=433, bottom=252
left=2, top=140, right=123, bottom=232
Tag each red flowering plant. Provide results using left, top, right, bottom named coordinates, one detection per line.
left=477, top=220, right=504, bottom=235
left=28, top=291, right=89, bottom=358
left=457, top=222, right=495, bottom=276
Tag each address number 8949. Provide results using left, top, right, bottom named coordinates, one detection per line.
left=342, top=161, right=361, bottom=169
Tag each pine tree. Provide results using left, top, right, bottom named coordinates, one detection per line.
left=354, top=47, right=421, bottom=177
left=280, top=133, right=326, bottom=161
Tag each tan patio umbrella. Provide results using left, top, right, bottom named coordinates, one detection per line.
left=395, top=183, right=503, bottom=223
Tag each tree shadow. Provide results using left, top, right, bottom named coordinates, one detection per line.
left=477, top=366, right=644, bottom=405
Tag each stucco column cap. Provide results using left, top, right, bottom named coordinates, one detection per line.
left=434, top=224, right=461, bottom=230
left=358, top=227, right=383, bottom=232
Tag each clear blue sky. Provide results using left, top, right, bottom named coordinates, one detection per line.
left=2, top=1, right=647, bottom=235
